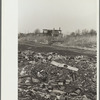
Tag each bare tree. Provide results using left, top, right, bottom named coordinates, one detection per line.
left=89, top=29, right=97, bottom=36
left=34, top=29, right=40, bottom=35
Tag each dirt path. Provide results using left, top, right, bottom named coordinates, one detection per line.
left=18, top=42, right=96, bottom=58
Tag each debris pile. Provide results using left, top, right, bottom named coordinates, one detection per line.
left=18, top=50, right=97, bottom=100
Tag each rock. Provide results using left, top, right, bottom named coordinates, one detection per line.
left=37, top=72, right=43, bottom=78
left=48, top=85, right=53, bottom=91
left=25, top=78, right=31, bottom=85
left=65, top=79, right=71, bottom=84
left=69, top=92, right=78, bottom=96
left=58, top=82, right=64, bottom=85
left=44, top=94, right=50, bottom=99
left=83, top=95, right=91, bottom=100
left=29, top=61, right=36, bottom=65
left=32, top=77, right=39, bottom=83
left=74, top=88, right=82, bottom=95
left=37, top=70, right=48, bottom=82
left=56, top=95, right=61, bottom=100
left=52, top=89, right=66, bottom=94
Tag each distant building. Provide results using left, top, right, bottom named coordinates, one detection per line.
left=43, top=28, right=62, bottom=37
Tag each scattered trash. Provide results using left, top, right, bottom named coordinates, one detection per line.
left=18, top=50, right=96, bottom=100
left=56, top=95, right=61, bottom=100
left=67, top=65, right=78, bottom=71
left=29, top=61, right=35, bottom=65
left=52, top=89, right=66, bottom=94
left=58, top=82, right=64, bottom=86
left=74, top=88, right=82, bottom=95
left=51, top=61, right=78, bottom=71
left=51, top=61, right=65, bottom=68
left=31, top=77, right=39, bottom=83
left=70, top=92, right=78, bottom=96
left=65, top=79, right=71, bottom=84
left=83, top=95, right=91, bottom=100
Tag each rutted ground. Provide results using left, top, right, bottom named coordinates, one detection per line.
left=19, top=43, right=96, bottom=57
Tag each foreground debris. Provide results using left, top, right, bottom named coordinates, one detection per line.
left=51, top=61, right=78, bottom=71
left=18, top=50, right=97, bottom=100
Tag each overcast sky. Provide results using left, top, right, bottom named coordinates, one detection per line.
left=18, top=0, right=97, bottom=34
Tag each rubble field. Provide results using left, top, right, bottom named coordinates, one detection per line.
left=18, top=46, right=97, bottom=100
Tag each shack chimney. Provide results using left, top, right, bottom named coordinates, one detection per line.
left=59, top=27, right=61, bottom=34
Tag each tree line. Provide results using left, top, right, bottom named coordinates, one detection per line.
left=18, top=29, right=97, bottom=39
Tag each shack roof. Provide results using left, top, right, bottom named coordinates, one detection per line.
left=43, top=29, right=61, bottom=31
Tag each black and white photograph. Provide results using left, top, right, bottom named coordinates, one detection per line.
left=18, top=0, right=98, bottom=100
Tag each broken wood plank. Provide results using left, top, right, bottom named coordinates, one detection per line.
left=51, top=61, right=78, bottom=71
